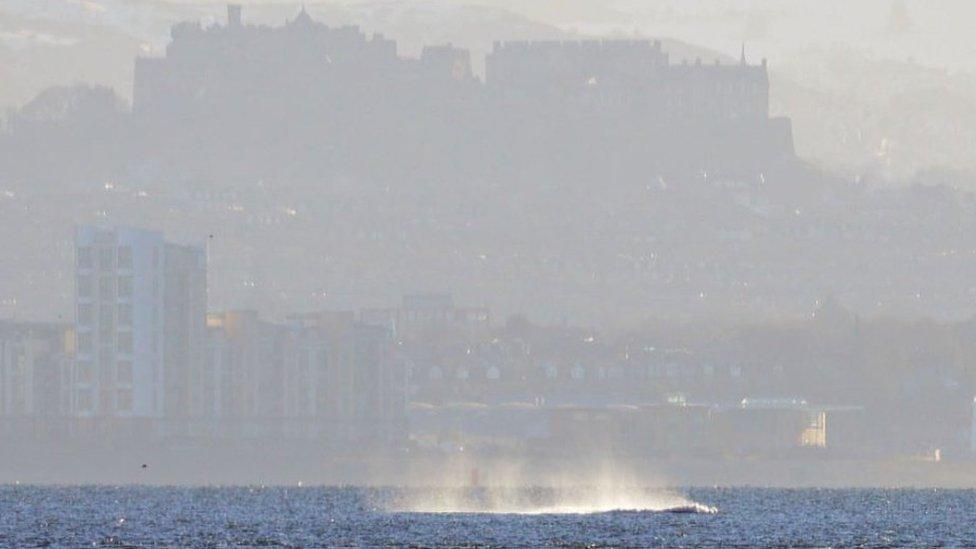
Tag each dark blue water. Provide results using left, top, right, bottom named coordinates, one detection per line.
left=1, top=486, right=974, bottom=547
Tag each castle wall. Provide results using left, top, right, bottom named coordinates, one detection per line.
left=130, top=9, right=794, bottom=182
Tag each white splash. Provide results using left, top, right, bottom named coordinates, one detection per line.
left=388, top=486, right=716, bottom=514
left=390, top=487, right=716, bottom=515
left=384, top=451, right=717, bottom=514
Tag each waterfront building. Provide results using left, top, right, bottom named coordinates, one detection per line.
left=72, top=226, right=206, bottom=421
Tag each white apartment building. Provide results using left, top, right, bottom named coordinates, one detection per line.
left=73, top=226, right=205, bottom=419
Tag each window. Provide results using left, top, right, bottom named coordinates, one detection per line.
left=99, top=388, right=111, bottom=414
left=99, top=352, right=114, bottom=382
left=116, top=389, right=133, bottom=412
left=99, top=318, right=114, bottom=340
left=76, top=388, right=93, bottom=412
left=117, top=360, right=133, bottom=384
left=117, top=246, right=133, bottom=269
left=77, top=303, right=94, bottom=325
left=117, top=303, right=133, bottom=326
left=77, top=247, right=94, bottom=269
left=98, top=247, right=114, bottom=270
left=118, top=332, right=133, bottom=354
left=118, top=276, right=133, bottom=297
left=77, top=333, right=93, bottom=354
left=99, top=276, right=114, bottom=298
left=77, top=275, right=93, bottom=298
left=99, top=303, right=114, bottom=325
left=76, top=360, right=94, bottom=383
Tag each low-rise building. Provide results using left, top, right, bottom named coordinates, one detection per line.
left=0, top=321, right=73, bottom=435
left=201, top=310, right=405, bottom=443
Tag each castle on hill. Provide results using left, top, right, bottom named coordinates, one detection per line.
left=132, top=5, right=794, bottom=183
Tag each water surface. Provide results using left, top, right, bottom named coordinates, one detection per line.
left=1, top=486, right=973, bottom=546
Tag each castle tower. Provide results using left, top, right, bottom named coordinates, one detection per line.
left=227, top=4, right=242, bottom=27
left=293, top=4, right=313, bottom=26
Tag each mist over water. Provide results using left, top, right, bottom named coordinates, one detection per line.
left=385, top=486, right=715, bottom=515
left=383, top=452, right=715, bottom=514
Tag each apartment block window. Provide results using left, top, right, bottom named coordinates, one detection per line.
left=117, top=389, right=133, bottom=413
left=118, top=332, right=133, bottom=354
left=76, top=360, right=94, bottom=383
left=117, top=360, right=133, bottom=384
left=118, top=276, right=133, bottom=298
left=76, top=388, right=93, bottom=412
left=77, top=332, right=93, bottom=354
left=77, top=247, right=94, bottom=269
left=98, top=247, right=114, bottom=270
left=117, top=246, right=133, bottom=269
left=117, top=303, right=133, bottom=326
left=99, top=318, right=114, bottom=340
left=99, top=353, right=114, bottom=384
left=99, top=303, right=114, bottom=326
left=77, top=303, right=94, bottom=325
left=77, top=275, right=94, bottom=298
left=99, top=388, right=112, bottom=415
left=99, top=276, right=114, bottom=298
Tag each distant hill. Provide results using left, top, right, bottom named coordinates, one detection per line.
left=771, top=48, right=976, bottom=182
left=0, top=7, right=141, bottom=111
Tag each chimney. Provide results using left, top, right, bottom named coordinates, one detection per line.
left=227, top=4, right=242, bottom=27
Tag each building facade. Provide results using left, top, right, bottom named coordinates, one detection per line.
left=0, top=321, right=72, bottom=426
left=73, top=226, right=206, bottom=420
left=202, top=310, right=405, bottom=443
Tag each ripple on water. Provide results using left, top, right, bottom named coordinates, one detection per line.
left=1, top=486, right=974, bottom=546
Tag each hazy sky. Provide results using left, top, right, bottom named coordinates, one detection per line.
left=4, top=0, right=975, bottom=74
left=537, top=0, right=976, bottom=73
left=2, top=0, right=975, bottom=181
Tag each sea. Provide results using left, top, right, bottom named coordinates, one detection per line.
left=1, top=485, right=974, bottom=547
